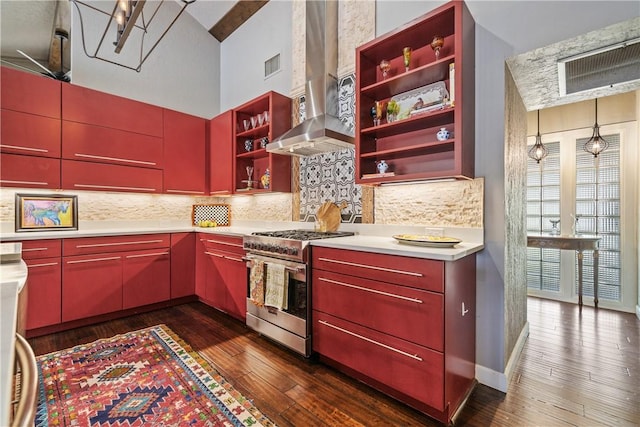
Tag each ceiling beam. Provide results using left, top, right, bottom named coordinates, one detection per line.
left=209, top=0, right=269, bottom=42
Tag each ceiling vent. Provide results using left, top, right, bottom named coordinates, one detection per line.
left=558, top=37, right=640, bottom=96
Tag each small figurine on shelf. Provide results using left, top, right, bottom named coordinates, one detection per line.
left=244, top=139, right=254, bottom=152
left=376, top=160, right=389, bottom=174
left=260, top=136, right=269, bottom=148
left=379, top=59, right=391, bottom=79
left=436, top=127, right=450, bottom=141
left=261, top=168, right=270, bottom=189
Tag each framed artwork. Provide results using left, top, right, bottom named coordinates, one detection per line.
left=15, top=194, right=78, bottom=232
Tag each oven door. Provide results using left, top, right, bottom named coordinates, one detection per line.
left=244, top=253, right=310, bottom=356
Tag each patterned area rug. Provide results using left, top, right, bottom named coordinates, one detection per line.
left=35, top=324, right=276, bottom=426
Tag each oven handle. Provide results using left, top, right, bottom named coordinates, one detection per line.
left=242, top=255, right=305, bottom=274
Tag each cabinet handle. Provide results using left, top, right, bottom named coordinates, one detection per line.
left=26, top=262, right=59, bottom=268
left=317, top=257, right=423, bottom=277
left=224, top=256, right=243, bottom=262
left=317, top=277, right=423, bottom=304
left=201, top=239, right=243, bottom=248
left=66, top=256, right=121, bottom=264
left=0, top=144, right=48, bottom=153
left=209, top=190, right=231, bottom=195
left=22, top=247, right=49, bottom=252
left=125, top=252, right=169, bottom=259
left=166, top=189, right=205, bottom=194
left=74, top=184, right=156, bottom=192
left=318, top=320, right=423, bottom=362
left=74, top=153, right=157, bottom=166
left=76, top=239, right=164, bottom=248
left=462, top=302, right=469, bottom=316
left=205, top=251, right=224, bottom=258
left=1, top=179, right=48, bottom=186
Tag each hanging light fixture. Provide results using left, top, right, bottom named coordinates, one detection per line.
left=528, top=110, right=548, bottom=163
left=71, top=0, right=195, bottom=72
left=583, top=98, right=609, bottom=157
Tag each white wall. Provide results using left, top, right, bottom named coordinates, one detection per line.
left=219, top=0, right=292, bottom=112
left=70, top=0, right=219, bottom=118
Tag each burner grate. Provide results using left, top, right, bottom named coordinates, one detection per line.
left=252, top=229, right=354, bottom=241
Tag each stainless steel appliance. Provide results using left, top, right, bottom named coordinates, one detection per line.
left=243, top=230, right=353, bottom=356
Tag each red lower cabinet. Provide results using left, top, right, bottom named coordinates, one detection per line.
left=62, top=254, right=123, bottom=322
left=170, top=233, right=195, bottom=299
left=123, top=249, right=170, bottom=309
left=24, top=257, right=61, bottom=330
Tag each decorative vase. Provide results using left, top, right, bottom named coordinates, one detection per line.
left=377, top=160, right=389, bottom=174
left=260, top=136, right=269, bottom=148
left=244, top=139, right=253, bottom=152
left=261, top=168, right=270, bottom=189
left=436, top=128, right=450, bottom=141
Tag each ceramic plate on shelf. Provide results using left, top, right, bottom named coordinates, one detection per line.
left=392, top=234, right=461, bottom=248
left=391, top=81, right=449, bottom=120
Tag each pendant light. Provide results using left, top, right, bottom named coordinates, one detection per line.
left=583, top=98, right=609, bottom=157
left=528, top=110, right=548, bottom=163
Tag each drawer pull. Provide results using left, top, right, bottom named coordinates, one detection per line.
left=318, top=320, right=423, bottom=362
left=125, top=252, right=169, bottom=259
left=202, top=239, right=243, bottom=248
left=22, top=247, right=49, bottom=252
left=224, top=256, right=243, bottom=262
left=66, top=256, right=121, bottom=264
left=1, top=179, right=48, bottom=186
left=76, top=240, right=164, bottom=249
left=166, top=189, right=205, bottom=194
left=1, top=144, right=48, bottom=153
left=318, top=277, right=423, bottom=304
left=317, top=257, right=423, bottom=277
left=462, top=302, right=469, bottom=316
left=74, top=153, right=157, bottom=166
left=26, top=262, right=59, bottom=268
left=205, top=251, right=224, bottom=258
left=74, top=184, right=156, bottom=192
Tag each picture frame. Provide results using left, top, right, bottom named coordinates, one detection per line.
left=15, top=194, right=78, bottom=232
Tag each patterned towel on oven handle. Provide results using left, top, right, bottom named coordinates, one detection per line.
left=249, top=260, right=265, bottom=306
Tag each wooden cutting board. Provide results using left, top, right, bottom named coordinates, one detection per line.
left=316, top=201, right=346, bottom=232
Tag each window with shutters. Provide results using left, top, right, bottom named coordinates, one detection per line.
left=526, top=122, right=637, bottom=312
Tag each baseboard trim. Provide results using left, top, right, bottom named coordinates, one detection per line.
left=475, top=322, right=530, bottom=393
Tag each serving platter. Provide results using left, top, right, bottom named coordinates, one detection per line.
left=392, top=234, right=461, bottom=248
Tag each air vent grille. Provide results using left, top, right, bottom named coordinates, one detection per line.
left=558, top=38, right=640, bottom=96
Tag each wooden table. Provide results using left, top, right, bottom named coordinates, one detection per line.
left=527, top=234, right=601, bottom=308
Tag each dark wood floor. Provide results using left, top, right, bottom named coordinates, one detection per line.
left=28, top=297, right=640, bottom=426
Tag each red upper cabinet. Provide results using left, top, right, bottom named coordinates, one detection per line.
left=163, top=109, right=206, bottom=195
left=1, top=109, right=61, bottom=158
left=62, top=84, right=163, bottom=137
left=208, top=110, right=234, bottom=195
left=62, top=159, right=162, bottom=193
left=1, top=66, right=61, bottom=118
left=0, top=153, right=60, bottom=189
left=355, top=1, right=475, bottom=184
left=232, top=91, right=292, bottom=194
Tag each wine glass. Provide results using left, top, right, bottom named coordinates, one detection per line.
left=549, top=219, right=560, bottom=235
left=379, top=59, right=391, bottom=79
left=430, top=35, right=444, bottom=60
left=402, top=47, right=412, bottom=72
left=246, top=166, right=254, bottom=189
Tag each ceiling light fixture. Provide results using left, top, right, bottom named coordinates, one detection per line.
left=528, top=110, right=548, bottom=163
left=583, top=98, right=609, bottom=157
left=71, top=0, right=195, bottom=72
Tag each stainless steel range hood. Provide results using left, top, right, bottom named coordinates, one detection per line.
left=266, top=1, right=354, bottom=157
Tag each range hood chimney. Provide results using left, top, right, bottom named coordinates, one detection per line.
left=266, top=0, right=354, bottom=157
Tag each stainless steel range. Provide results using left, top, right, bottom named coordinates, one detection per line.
left=243, top=229, right=353, bottom=357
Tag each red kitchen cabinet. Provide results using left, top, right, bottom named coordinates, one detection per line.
left=21, top=239, right=62, bottom=331
left=196, top=234, right=247, bottom=321
left=62, top=253, right=123, bottom=322
left=163, top=109, right=206, bottom=195
left=312, top=246, right=476, bottom=424
left=1, top=66, right=61, bottom=118
left=122, top=249, right=170, bottom=309
left=0, top=153, right=60, bottom=189
left=170, top=233, right=195, bottom=299
left=62, top=84, right=163, bottom=137
left=62, top=159, right=163, bottom=193
left=1, top=109, right=61, bottom=158
left=208, top=110, right=234, bottom=195
left=62, top=121, right=163, bottom=169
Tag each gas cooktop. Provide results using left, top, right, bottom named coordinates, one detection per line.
left=244, top=229, right=354, bottom=262
left=251, top=229, right=354, bottom=241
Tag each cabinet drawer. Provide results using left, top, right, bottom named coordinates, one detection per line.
left=313, top=311, right=444, bottom=410
left=20, top=239, right=62, bottom=259
left=1, top=109, right=61, bottom=158
left=0, top=153, right=61, bottom=189
left=61, top=159, right=163, bottom=193
left=312, top=269, right=444, bottom=351
left=199, top=234, right=244, bottom=256
left=312, top=247, right=444, bottom=292
left=1, top=66, right=61, bottom=118
left=64, top=234, right=170, bottom=256
left=62, top=121, right=163, bottom=169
